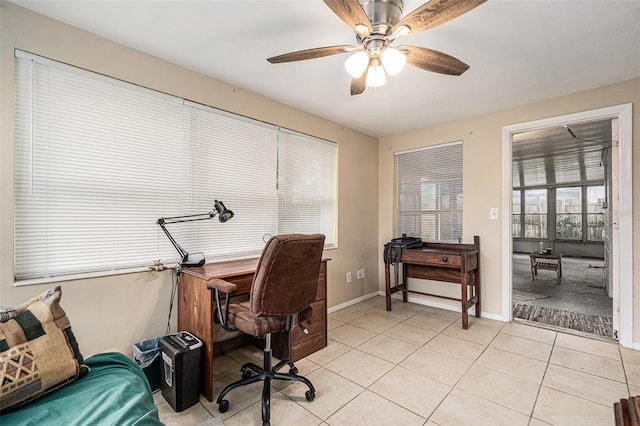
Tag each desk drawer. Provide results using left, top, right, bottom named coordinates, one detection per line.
left=402, top=251, right=461, bottom=268
left=290, top=334, right=327, bottom=361
left=291, top=300, right=326, bottom=345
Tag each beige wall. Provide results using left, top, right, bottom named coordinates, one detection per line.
left=2, top=3, right=637, bottom=356
left=378, top=78, right=639, bottom=338
left=0, top=3, right=379, bottom=356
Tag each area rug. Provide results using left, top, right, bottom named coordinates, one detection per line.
left=512, top=303, right=613, bottom=338
left=512, top=290, right=550, bottom=302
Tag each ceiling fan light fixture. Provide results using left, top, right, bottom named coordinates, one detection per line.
left=380, top=47, right=406, bottom=75
left=345, top=51, right=369, bottom=78
left=366, top=58, right=386, bottom=87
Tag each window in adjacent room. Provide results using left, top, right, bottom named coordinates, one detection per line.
left=586, top=185, right=605, bottom=242
left=523, top=189, right=547, bottom=239
left=13, top=50, right=337, bottom=283
left=512, top=190, right=522, bottom=238
left=395, top=141, right=463, bottom=242
left=556, top=186, right=582, bottom=240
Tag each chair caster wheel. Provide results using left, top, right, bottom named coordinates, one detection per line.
left=305, top=390, right=315, bottom=401
left=289, top=366, right=298, bottom=375
left=241, top=367, right=252, bottom=379
left=218, top=399, right=229, bottom=413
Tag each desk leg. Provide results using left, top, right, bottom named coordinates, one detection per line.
left=384, top=262, right=392, bottom=311
left=401, top=264, right=408, bottom=304
left=474, top=270, right=481, bottom=318
left=461, top=271, right=469, bottom=329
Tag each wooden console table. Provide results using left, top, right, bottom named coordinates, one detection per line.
left=384, top=236, right=480, bottom=329
left=529, top=251, right=562, bottom=283
left=178, top=258, right=329, bottom=401
left=614, top=395, right=640, bottom=425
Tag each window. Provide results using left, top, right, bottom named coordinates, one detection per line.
left=586, top=186, right=605, bottom=241
left=512, top=191, right=521, bottom=238
left=524, top=189, right=547, bottom=239
left=14, top=51, right=336, bottom=282
left=556, top=186, right=582, bottom=240
left=395, top=142, right=463, bottom=242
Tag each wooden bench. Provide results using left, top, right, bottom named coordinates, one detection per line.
left=529, top=252, right=562, bottom=284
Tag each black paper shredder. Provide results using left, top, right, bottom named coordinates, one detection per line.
left=160, top=331, right=203, bottom=412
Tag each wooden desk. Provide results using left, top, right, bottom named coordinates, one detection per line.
left=384, top=236, right=480, bottom=329
left=529, top=251, right=562, bottom=284
left=178, top=258, right=329, bottom=401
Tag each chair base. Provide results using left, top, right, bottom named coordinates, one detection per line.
left=216, top=335, right=315, bottom=426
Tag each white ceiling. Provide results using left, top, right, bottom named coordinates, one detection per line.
left=9, top=0, right=640, bottom=138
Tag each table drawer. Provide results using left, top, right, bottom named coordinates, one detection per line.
left=402, top=251, right=461, bottom=268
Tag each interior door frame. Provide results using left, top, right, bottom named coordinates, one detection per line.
left=501, top=103, right=633, bottom=347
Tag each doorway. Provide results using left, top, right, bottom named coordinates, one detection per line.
left=501, top=104, right=633, bottom=346
left=510, top=119, right=613, bottom=337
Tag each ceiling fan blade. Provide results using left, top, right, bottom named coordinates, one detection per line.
left=267, top=45, right=354, bottom=63
left=350, top=73, right=366, bottom=96
left=323, top=0, right=372, bottom=36
left=391, top=0, right=486, bottom=36
left=401, top=45, right=470, bottom=75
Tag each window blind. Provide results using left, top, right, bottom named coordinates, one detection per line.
left=181, top=102, right=279, bottom=259
left=14, top=50, right=336, bottom=282
left=14, top=53, right=185, bottom=279
left=395, top=142, right=463, bottom=242
left=277, top=129, right=337, bottom=244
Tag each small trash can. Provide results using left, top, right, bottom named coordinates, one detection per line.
left=133, top=336, right=164, bottom=391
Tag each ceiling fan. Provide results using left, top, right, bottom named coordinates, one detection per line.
left=267, top=0, right=487, bottom=95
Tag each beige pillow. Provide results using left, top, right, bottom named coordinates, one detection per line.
left=0, top=286, right=89, bottom=411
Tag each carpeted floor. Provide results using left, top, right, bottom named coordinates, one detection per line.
left=512, top=303, right=613, bottom=337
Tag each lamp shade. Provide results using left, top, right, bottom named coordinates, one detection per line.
left=366, top=59, right=386, bottom=87
left=381, top=47, right=406, bottom=76
left=344, top=51, right=369, bottom=78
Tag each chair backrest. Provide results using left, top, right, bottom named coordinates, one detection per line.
left=250, top=234, right=325, bottom=317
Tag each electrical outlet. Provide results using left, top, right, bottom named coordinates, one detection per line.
left=346, top=272, right=352, bottom=283
left=356, top=268, right=366, bottom=280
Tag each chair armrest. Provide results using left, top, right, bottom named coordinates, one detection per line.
left=206, top=278, right=238, bottom=294
left=205, top=279, right=239, bottom=332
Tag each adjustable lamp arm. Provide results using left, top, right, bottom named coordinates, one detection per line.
left=156, top=200, right=234, bottom=268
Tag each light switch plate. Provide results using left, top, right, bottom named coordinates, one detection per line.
left=490, top=208, right=499, bottom=220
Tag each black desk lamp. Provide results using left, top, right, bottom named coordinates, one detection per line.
left=156, top=200, right=234, bottom=268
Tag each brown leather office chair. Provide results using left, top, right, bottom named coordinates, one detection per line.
left=207, top=233, right=325, bottom=426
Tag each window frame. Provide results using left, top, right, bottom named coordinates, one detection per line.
left=512, top=183, right=605, bottom=243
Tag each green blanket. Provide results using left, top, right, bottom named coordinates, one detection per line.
left=0, top=352, right=162, bottom=425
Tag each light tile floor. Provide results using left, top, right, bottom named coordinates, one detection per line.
left=156, top=296, right=637, bottom=425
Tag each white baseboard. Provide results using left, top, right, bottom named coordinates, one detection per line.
left=376, top=291, right=505, bottom=322
left=328, top=291, right=379, bottom=314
